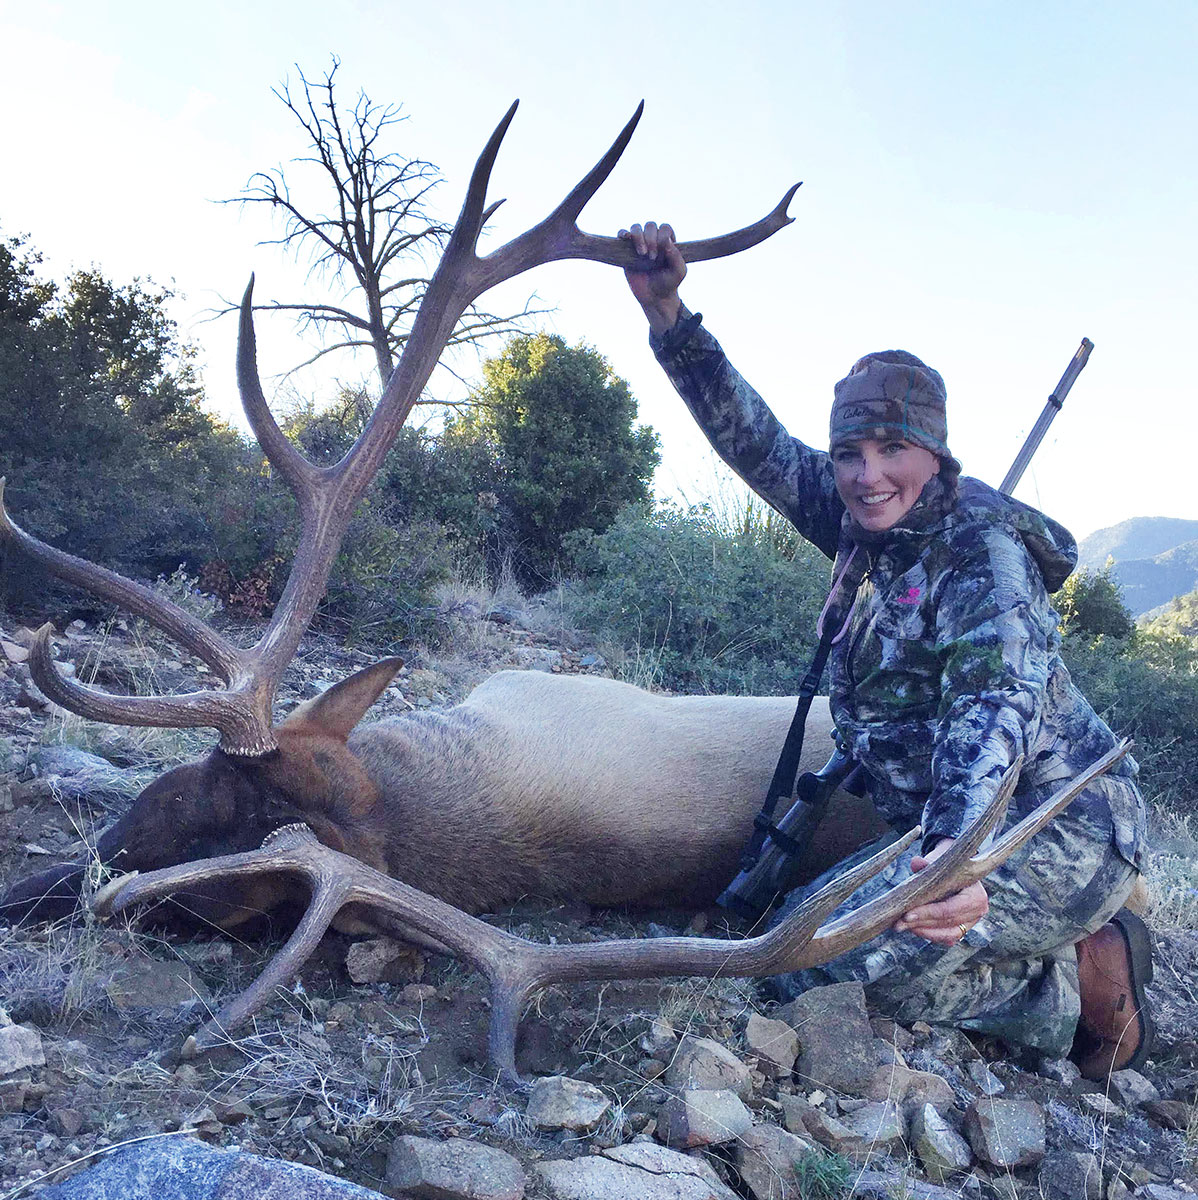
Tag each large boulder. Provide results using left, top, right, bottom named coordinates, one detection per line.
left=36, top=1137, right=387, bottom=1198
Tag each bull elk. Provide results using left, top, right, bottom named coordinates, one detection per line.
left=0, top=103, right=1127, bottom=1081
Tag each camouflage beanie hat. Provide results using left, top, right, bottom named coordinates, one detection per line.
left=829, top=350, right=958, bottom=469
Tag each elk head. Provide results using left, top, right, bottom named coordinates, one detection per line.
left=0, top=102, right=799, bottom=925
left=1, top=657, right=404, bottom=928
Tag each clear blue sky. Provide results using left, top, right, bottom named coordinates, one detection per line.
left=2, top=0, right=1194, bottom=540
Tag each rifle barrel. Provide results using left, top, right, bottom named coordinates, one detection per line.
left=999, top=338, right=1094, bottom=496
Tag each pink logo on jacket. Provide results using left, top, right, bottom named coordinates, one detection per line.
left=895, top=587, right=921, bottom=605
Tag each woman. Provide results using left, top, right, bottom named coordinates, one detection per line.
left=620, top=221, right=1152, bottom=1078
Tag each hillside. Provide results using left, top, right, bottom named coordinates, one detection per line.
left=1077, top=518, right=1198, bottom=616
left=1077, top=517, right=1198, bottom=571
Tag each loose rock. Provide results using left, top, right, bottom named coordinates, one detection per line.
left=734, top=1122, right=821, bottom=1199
left=744, top=1013, right=799, bottom=1079
left=664, top=1035, right=752, bottom=1099
left=780, top=1094, right=903, bottom=1164
left=1144, top=1099, right=1191, bottom=1130
left=963, top=1098, right=1045, bottom=1169
left=105, top=961, right=211, bottom=1010
left=1037, top=1056, right=1082, bottom=1087
left=1079, top=1092, right=1120, bottom=1120
left=0, top=1024, right=45, bottom=1076
left=47, top=1108, right=84, bottom=1137
left=526, top=1075, right=611, bottom=1133
left=909, top=1103, right=973, bottom=1182
left=639, top=1016, right=678, bottom=1059
left=779, top=982, right=892, bottom=1094
left=533, top=1142, right=738, bottom=1199
left=1036, top=1149, right=1102, bottom=1200
left=1107, top=1067, right=1161, bottom=1107
left=657, top=1088, right=753, bottom=1148
left=344, top=937, right=424, bottom=985
left=386, top=1134, right=526, bottom=1200
left=965, top=1059, right=1004, bottom=1096
left=37, top=1136, right=387, bottom=1198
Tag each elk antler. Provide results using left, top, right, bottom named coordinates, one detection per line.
left=0, top=104, right=799, bottom=756
left=93, top=742, right=1130, bottom=1081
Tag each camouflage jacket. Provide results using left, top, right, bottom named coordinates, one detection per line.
left=652, top=312, right=1144, bottom=869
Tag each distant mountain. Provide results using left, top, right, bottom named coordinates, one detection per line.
left=1076, top=518, right=1198, bottom=617
left=1077, top=517, right=1198, bottom=571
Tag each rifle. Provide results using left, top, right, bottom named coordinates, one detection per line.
left=718, top=337, right=1095, bottom=922
left=1000, top=338, right=1093, bottom=495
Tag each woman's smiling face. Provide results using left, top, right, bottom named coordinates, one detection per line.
left=832, top=437, right=942, bottom=531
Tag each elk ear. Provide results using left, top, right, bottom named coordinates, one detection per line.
left=280, top=657, right=404, bottom=741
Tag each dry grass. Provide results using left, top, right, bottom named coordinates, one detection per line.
left=199, top=1016, right=422, bottom=1147
left=39, top=618, right=209, bottom=772
left=1144, top=806, right=1198, bottom=932
left=0, top=906, right=171, bottom=1028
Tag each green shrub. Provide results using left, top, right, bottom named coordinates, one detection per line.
left=565, top=502, right=828, bottom=694
left=1142, top=586, right=1198, bottom=639
left=1061, top=627, right=1198, bottom=812
left=1056, top=565, right=1135, bottom=639
left=448, top=333, right=660, bottom=585
left=319, top=503, right=452, bottom=644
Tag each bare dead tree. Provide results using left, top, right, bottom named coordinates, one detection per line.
left=221, top=58, right=536, bottom=392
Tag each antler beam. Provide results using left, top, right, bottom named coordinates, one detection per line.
left=93, top=743, right=1129, bottom=1081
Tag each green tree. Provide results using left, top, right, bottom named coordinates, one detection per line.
left=1142, top=586, right=1198, bottom=639
left=1055, top=565, right=1135, bottom=639
left=449, top=332, right=660, bottom=583
left=0, top=228, right=246, bottom=594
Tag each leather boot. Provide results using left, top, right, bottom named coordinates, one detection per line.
left=1072, top=908, right=1154, bottom=1081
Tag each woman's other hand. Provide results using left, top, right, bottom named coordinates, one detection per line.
left=892, top=837, right=990, bottom=946
left=618, top=221, right=686, bottom=334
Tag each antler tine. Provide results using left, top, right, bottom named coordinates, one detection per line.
left=469, top=102, right=800, bottom=295
left=542, top=100, right=645, bottom=228
left=25, top=623, right=270, bottom=750
left=670, top=181, right=801, bottom=265
left=0, top=479, right=240, bottom=680
left=236, top=276, right=322, bottom=501
left=443, top=100, right=520, bottom=265
left=801, top=757, right=1024, bottom=961
left=967, top=740, right=1132, bottom=876
left=745, top=826, right=923, bottom=972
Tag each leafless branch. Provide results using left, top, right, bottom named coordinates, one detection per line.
left=221, top=58, right=533, bottom=391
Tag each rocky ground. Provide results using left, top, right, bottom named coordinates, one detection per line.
left=1, top=603, right=1197, bottom=1200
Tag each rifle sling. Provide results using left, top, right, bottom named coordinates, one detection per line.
left=738, top=629, right=837, bottom=872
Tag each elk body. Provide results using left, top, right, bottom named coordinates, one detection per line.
left=0, top=102, right=1126, bottom=1077
left=1, top=662, right=881, bottom=926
